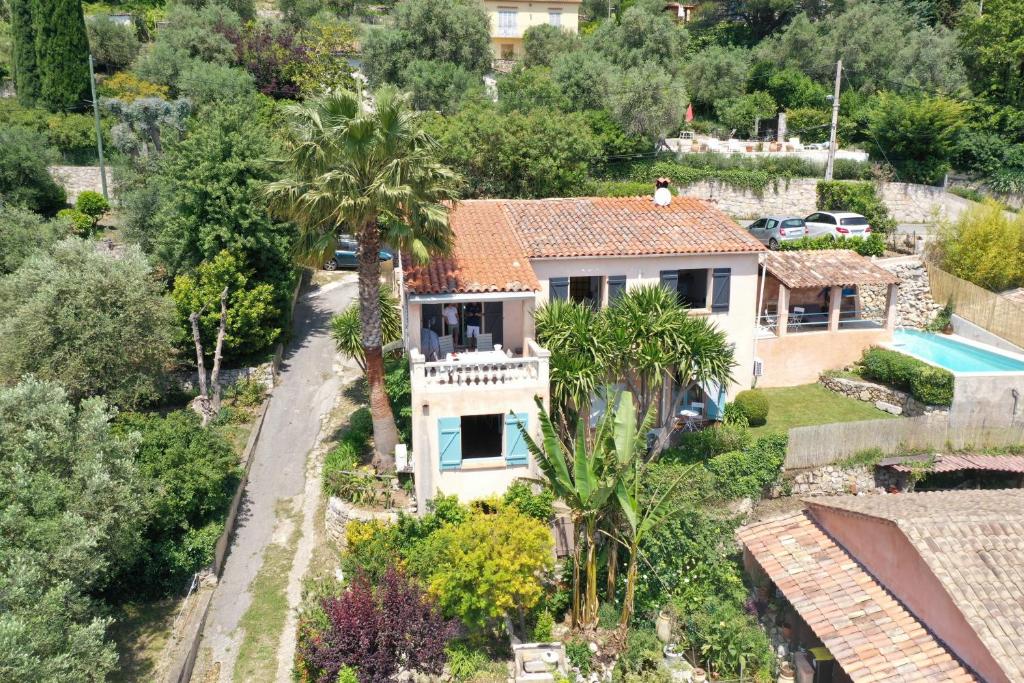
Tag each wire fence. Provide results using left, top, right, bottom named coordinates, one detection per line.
left=926, top=263, right=1024, bottom=349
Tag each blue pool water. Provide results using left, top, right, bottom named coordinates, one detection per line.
left=891, top=329, right=1024, bottom=373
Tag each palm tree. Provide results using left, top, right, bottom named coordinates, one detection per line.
left=331, top=285, right=402, bottom=373
left=266, top=88, right=460, bottom=470
left=520, top=394, right=622, bottom=628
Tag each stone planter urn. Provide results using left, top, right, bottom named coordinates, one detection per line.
left=663, top=643, right=685, bottom=667
left=777, top=662, right=795, bottom=683
left=692, top=668, right=707, bottom=683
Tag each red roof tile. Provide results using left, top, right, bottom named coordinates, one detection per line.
left=880, top=454, right=1024, bottom=474
left=403, top=201, right=539, bottom=295
left=737, top=511, right=976, bottom=683
left=403, top=197, right=762, bottom=294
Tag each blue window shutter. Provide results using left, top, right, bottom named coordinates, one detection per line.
left=607, top=275, right=627, bottom=303
left=659, top=270, right=678, bottom=293
left=504, top=413, right=529, bottom=466
left=706, top=384, right=726, bottom=420
left=711, top=268, right=731, bottom=312
left=550, top=277, right=569, bottom=301
left=438, top=417, right=462, bottom=470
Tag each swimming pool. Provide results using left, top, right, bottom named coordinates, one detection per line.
left=890, top=329, right=1024, bottom=374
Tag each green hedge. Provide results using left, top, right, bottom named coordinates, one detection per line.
left=705, top=432, right=787, bottom=499
left=860, top=347, right=954, bottom=406
left=816, top=180, right=898, bottom=233
left=777, top=232, right=885, bottom=256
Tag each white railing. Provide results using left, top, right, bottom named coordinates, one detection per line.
left=495, top=26, right=520, bottom=37
left=410, top=338, right=550, bottom=391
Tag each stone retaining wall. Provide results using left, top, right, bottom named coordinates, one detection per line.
left=325, top=497, right=401, bottom=545
left=859, top=258, right=941, bottom=329
left=674, top=178, right=972, bottom=222
left=789, top=464, right=905, bottom=496
left=177, top=362, right=275, bottom=394
left=48, top=165, right=115, bottom=204
left=819, top=375, right=949, bottom=417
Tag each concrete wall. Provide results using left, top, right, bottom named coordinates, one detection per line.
left=483, top=0, right=580, bottom=59
left=756, top=328, right=892, bottom=387
left=951, top=314, right=1024, bottom=355
left=675, top=178, right=977, bottom=222
left=808, top=504, right=1010, bottom=683
left=530, top=251, right=760, bottom=396
left=951, top=374, right=1024, bottom=427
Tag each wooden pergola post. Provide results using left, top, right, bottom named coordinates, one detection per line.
left=828, top=285, right=843, bottom=331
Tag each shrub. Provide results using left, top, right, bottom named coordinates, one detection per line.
left=98, top=71, right=170, bottom=101
left=502, top=480, right=555, bottom=521
left=532, top=610, right=554, bottom=642
left=677, top=595, right=774, bottom=681
left=933, top=200, right=1024, bottom=291
left=87, top=15, right=140, bottom=72
left=0, top=204, right=71, bottom=275
left=296, top=567, right=458, bottom=683
left=57, top=208, right=94, bottom=235
left=776, top=233, right=885, bottom=257
left=816, top=180, right=898, bottom=233
left=705, top=433, right=787, bottom=499
left=224, top=378, right=267, bottom=407
left=663, top=423, right=752, bottom=463
left=446, top=644, right=488, bottom=682
left=75, top=190, right=110, bottom=220
left=565, top=639, right=593, bottom=675
left=732, top=389, right=769, bottom=426
left=616, top=629, right=663, bottom=678
left=860, top=347, right=954, bottom=406
left=384, top=357, right=413, bottom=444
left=0, top=126, right=65, bottom=213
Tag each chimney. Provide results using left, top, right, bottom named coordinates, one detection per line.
left=653, top=177, right=672, bottom=207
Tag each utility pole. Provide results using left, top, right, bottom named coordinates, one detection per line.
left=88, top=54, right=108, bottom=201
left=824, top=59, right=842, bottom=181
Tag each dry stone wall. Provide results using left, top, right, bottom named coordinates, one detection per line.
left=178, top=362, right=275, bottom=393
left=48, top=165, right=114, bottom=204
left=819, top=375, right=949, bottom=417
left=674, top=178, right=974, bottom=222
left=789, top=464, right=905, bottom=496
left=859, top=257, right=942, bottom=329
left=325, top=497, right=400, bottom=545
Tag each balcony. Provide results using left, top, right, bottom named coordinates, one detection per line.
left=410, top=338, right=550, bottom=392
left=495, top=25, right=521, bottom=38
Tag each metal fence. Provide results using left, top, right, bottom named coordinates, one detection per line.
left=927, top=263, right=1024, bottom=349
left=784, top=415, right=1024, bottom=469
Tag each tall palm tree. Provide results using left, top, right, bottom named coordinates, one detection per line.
left=266, top=88, right=460, bottom=470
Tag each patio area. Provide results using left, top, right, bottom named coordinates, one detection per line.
left=754, top=250, right=901, bottom=387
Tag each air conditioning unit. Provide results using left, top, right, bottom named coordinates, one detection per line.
left=753, top=358, right=764, bottom=377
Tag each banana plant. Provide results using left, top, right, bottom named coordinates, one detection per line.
left=602, top=392, right=692, bottom=626
left=519, top=395, right=619, bottom=628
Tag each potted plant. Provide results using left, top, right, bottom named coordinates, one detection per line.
left=692, top=667, right=707, bottom=683
left=777, top=661, right=796, bottom=683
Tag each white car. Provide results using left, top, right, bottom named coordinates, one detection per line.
left=803, top=211, right=873, bottom=239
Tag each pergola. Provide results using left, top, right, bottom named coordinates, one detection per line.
left=762, top=249, right=901, bottom=335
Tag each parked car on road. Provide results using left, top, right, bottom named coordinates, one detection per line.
left=325, top=237, right=394, bottom=270
left=746, top=215, right=807, bottom=249
left=804, top=211, right=872, bottom=239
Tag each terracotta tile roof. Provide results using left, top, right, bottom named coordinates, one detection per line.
left=738, top=511, right=977, bottom=682
left=403, top=201, right=540, bottom=295
left=879, top=453, right=1024, bottom=474
left=765, top=250, right=901, bottom=289
left=810, top=491, right=1024, bottom=680
left=501, top=196, right=765, bottom=258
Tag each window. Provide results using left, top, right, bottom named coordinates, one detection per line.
left=748, top=219, right=765, bottom=231
left=500, top=43, right=515, bottom=59
left=548, top=9, right=561, bottom=26
left=569, top=276, right=602, bottom=309
left=497, top=9, right=517, bottom=36
left=461, top=414, right=503, bottom=459
left=662, top=268, right=708, bottom=308
left=840, top=216, right=869, bottom=226
left=765, top=219, right=778, bottom=231
left=781, top=218, right=805, bottom=229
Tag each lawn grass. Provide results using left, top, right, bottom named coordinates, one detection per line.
left=748, top=383, right=898, bottom=436
left=232, top=501, right=302, bottom=683
left=108, top=599, right=178, bottom=683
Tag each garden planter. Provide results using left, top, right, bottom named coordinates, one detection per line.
left=663, top=644, right=684, bottom=667
left=777, top=662, right=795, bottom=683
left=692, top=668, right=707, bottom=683
left=656, top=610, right=674, bottom=643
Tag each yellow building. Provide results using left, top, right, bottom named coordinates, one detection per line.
left=481, top=0, right=582, bottom=61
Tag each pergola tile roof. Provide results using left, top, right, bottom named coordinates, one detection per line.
left=879, top=453, right=1024, bottom=474
left=738, top=511, right=977, bottom=682
left=765, top=250, right=900, bottom=289
left=810, top=491, right=1024, bottom=681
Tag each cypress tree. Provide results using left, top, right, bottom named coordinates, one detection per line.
left=9, top=0, right=40, bottom=106
left=32, top=0, right=91, bottom=111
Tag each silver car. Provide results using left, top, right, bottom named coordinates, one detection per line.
left=746, top=215, right=807, bottom=249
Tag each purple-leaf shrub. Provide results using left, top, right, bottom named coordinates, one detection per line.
left=299, top=567, right=458, bottom=683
